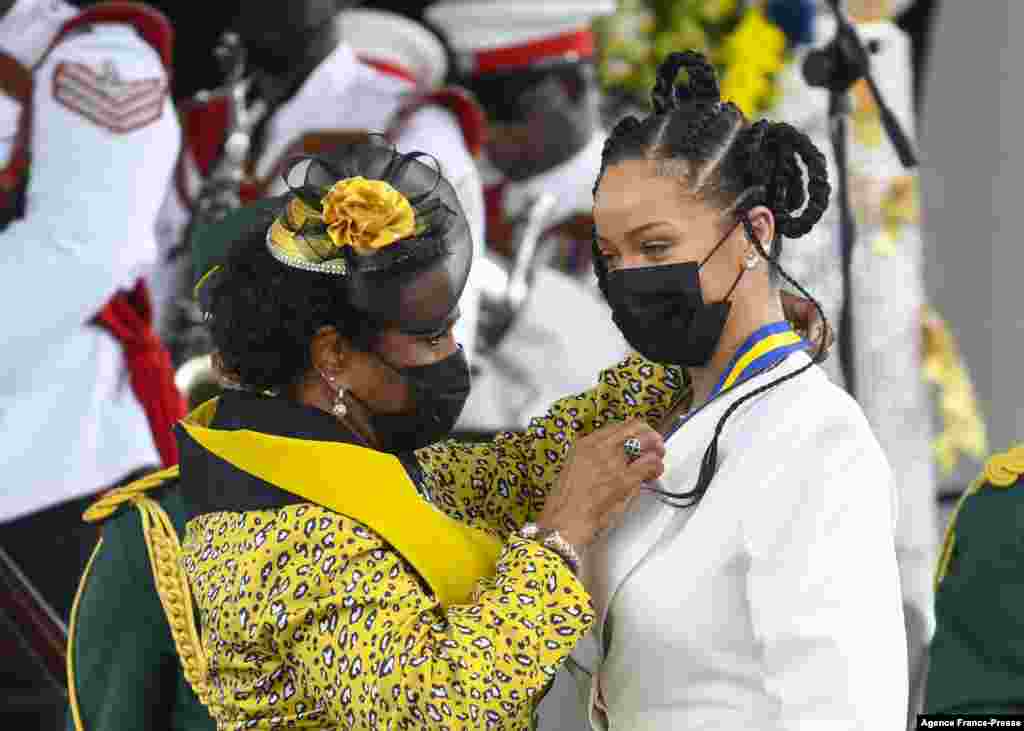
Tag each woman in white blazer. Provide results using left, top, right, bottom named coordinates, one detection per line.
left=570, top=50, right=908, bottom=730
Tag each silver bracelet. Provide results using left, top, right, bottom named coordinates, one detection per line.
left=518, top=523, right=581, bottom=575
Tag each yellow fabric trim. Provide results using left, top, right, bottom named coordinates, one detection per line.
left=192, top=264, right=221, bottom=300
left=934, top=474, right=985, bottom=591
left=720, top=330, right=803, bottom=392
left=934, top=444, right=1024, bottom=589
left=189, top=395, right=220, bottom=426
left=67, top=538, right=104, bottom=731
left=135, top=496, right=212, bottom=707
left=180, top=420, right=504, bottom=608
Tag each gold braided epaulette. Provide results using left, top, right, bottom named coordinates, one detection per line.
left=978, top=444, right=1024, bottom=489
left=935, top=444, right=1024, bottom=588
left=82, top=466, right=181, bottom=524
left=77, top=462, right=213, bottom=709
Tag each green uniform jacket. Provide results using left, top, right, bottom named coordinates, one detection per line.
left=925, top=445, right=1024, bottom=714
left=66, top=479, right=214, bottom=731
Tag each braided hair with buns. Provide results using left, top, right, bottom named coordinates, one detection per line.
left=593, top=51, right=833, bottom=507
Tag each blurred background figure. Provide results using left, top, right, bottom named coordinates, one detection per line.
left=152, top=0, right=486, bottom=405
left=770, top=3, right=940, bottom=724
left=426, top=0, right=630, bottom=437
left=0, top=0, right=182, bottom=724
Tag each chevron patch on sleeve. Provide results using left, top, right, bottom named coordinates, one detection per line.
left=52, top=61, right=167, bottom=134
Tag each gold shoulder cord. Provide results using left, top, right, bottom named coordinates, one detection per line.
left=71, top=467, right=212, bottom=729
left=133, top=495, right=212, bottom=707
left=935, top=445, right=1024, bottom=589
left=68, top=492, right=213, bottom=730
left=67, top=539, right=104, bottom=731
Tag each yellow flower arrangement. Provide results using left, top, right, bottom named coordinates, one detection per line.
left=718, top=6, right=787, bottom=117
left=921, top=305, right=989, bottom=476
left=321, top=177, right=416, bottom=255
left=595, top=0, right=788, bottom=118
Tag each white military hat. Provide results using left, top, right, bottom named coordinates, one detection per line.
left=0, top=0, right=76, bottom=68
left=337, top=8, right=449, bottom=87
left=426, top=0, right=616, bottom=75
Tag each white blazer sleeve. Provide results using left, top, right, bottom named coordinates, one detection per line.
left=0, top=25, right=180, bottom=358
left=741, top=402, right=908, bottom=729
left=392, top=104, right=485, bottom=365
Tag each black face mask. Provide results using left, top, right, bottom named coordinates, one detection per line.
left=369, top=346, right=472, bottom=453
left=604, top=221, right=747, bottom=367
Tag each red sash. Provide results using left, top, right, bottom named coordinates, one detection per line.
left=93, top=279, right=184, bottom=466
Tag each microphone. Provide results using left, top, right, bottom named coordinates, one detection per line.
left=800, top=8, right=917, bottom=167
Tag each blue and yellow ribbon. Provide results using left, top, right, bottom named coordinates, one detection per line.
left=667, top=321, right=808, bottom=441
left=710, top=321, right=807, bottom=399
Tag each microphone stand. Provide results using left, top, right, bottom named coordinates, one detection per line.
left=801, top=0, right=918, bottom=398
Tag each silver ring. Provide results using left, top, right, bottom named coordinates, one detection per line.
left=623, top=437, right=643, bottom=463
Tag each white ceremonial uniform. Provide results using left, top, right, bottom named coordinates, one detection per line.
left=500, top=131, right=608, bottom=236
left=427, top=0, right=630, bottom=434
left=769, top=8, right=937, bottom=718
left=154, top=9, right=486, bottom=363
left=460, top=132, right=628, bottom=430
left=573, top=352, right=907, bottom=730
left=0, top=5, right=180, bottom=522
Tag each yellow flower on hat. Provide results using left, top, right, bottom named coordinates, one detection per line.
left=321, top=177, right=416, bottom=255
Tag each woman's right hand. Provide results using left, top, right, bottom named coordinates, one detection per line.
left=536, top=419, right=666, bottom=551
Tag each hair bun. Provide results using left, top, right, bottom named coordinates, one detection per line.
left=731, top=120, right=831, bottom=239
left=651, top=50, right=721, bottom=114
left=769, top=122, right=831, bottom=239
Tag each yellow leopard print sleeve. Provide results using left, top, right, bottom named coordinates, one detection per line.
left=183, top=506, right=591, bottom=730
left=416, top=355, right=688, bottom=538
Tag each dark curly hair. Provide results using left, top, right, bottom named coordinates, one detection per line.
left=206, top=207, right=379, bottom=392
left=592, top=50, right=831, bottom=293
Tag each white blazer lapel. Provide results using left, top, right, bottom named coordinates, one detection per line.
left=582, top=410, right=717, bottom=656
left=585, top=352, right=814, bottom=656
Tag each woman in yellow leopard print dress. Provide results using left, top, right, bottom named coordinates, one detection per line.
left=77, top=139, right=675, bottom=731
left=67, top=138, right=828, bottom=730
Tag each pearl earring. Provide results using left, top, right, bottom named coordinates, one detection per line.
left=319, top=370, right=347, bottom=418
left=745, top=253, right=759, bottom=270
left=331, top=386, right=347, bottom=419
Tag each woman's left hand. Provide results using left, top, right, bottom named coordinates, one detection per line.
left=781, top=291, right=833, bottom=361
